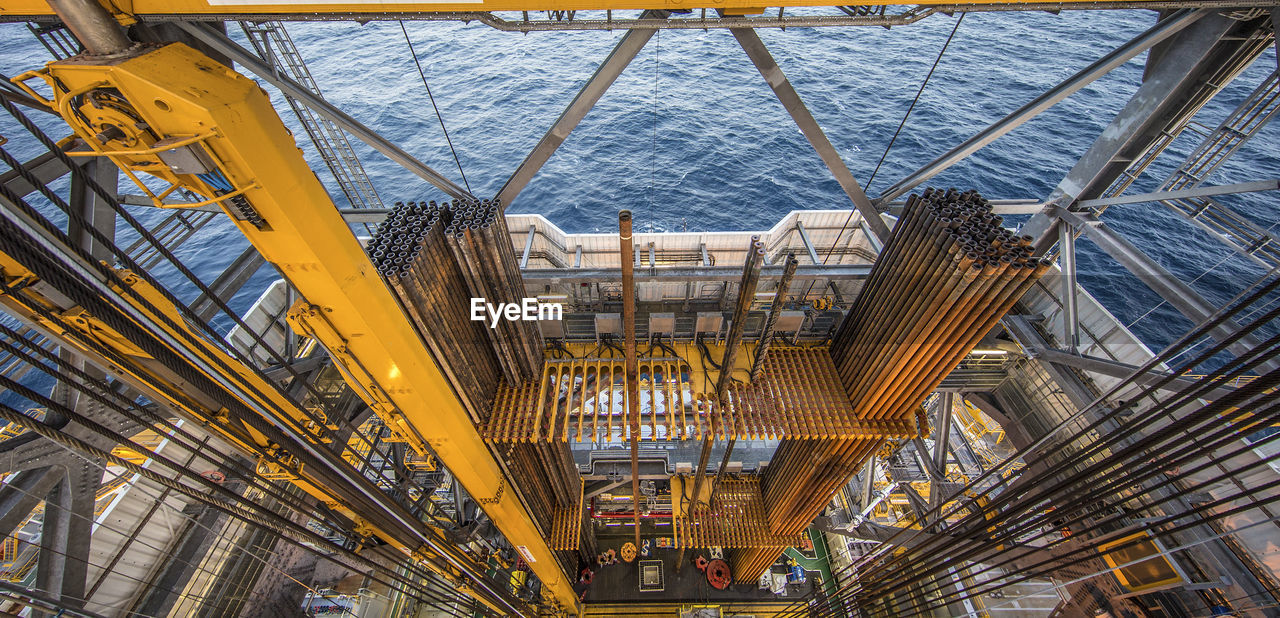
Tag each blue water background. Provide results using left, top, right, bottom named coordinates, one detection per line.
left=1, top=11, right=1276, bottom=357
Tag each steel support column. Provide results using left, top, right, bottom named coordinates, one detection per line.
left=1274, top=9, right=1279, bottom=71
left=859, top=458, right=876, bottom=511
left=128, top=488, right=239, bottom=617
left=1058, top=220, right=1079, bottom=352
left=495, top=11, right=667, bottom=208
left=817, top=518, right=1072, bottom=573
left=929, top=392, right=953, bottom=508
left=0, top=147, right=77, bottom=199
left=875, top=9, right=1206, bottom=205
left=189, top=246, right=268, bottom=322
left=34, top=459, right=98, bottom=618
left=796, top=220, right=821, bottom=264
left=176, top=22, right=474, bottom=200
left=730, top=26, right=890, bottom=243
left=1002, top=315, right=1277, bottom=608
left=1077, top=178, right=1280, bottom=208
left=1029, top=345, right=1238, bottom=401
left=0, top=467, right=63, bottom=536
left=1021, top=11, right=1251, bottom=244
left=1058, top=208, right=1269, bottom=367
left=66, top=157, right=116, bottom=264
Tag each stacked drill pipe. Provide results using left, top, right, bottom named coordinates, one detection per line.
left=678, top=239, right=764, bottom=574
left=369, top=200, right=503, bottom=424
left=740, top=189, right=1048, bottom=584
left=708, top=240, right=767, bottom=509
left=672, top=478, right=800, bottom=550
left=831, top=187, right=1049, bottom=423
left=370, top=200, right=581, bottom=559
left=749, top=252, right=800, bottom=382
left=443, top=198, right=544, bottom=384
left=691, top=239, right=765, bottom=511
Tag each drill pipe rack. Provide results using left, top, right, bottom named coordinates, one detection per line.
left=481, top=350, right=916, bottom=443
left=670, top=477, right=802, bottom=550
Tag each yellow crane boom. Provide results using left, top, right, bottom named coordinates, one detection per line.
left=11, top=40, right=579, bottom=612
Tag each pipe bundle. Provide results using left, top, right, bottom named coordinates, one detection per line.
left=370, top=200, right=504, bottom=423
left=830, top=187, right=1049, bottom=420
left=506, top=436, right=592, bottom=571
left=739, top=189, right=1048, bottom=582
left=369, top=201, right=587, bottom=563
left=442, top=201, right=543, bottom=384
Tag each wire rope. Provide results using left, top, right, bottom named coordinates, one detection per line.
left=804, top=14, right=965, bottom=302
left=649, top=28, right=661, bottom=220
left=399, top=21, right=471, bottom=194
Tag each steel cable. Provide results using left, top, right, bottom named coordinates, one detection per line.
left=836, top=269, right=1280, bottom=579
left=0, top=98, right=426, bottom=510
left=0, top=183, right=519, bottom=614
left=399, top=22, right=471, bottom=194
left=0, top=398, right=481, bottom=616
left=851, top=299, right=1280, bottom=592
left=787, top=273, right=1280, bottom=615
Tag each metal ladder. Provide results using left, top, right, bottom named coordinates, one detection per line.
left=1155, top=69, right=1280, bottom=269
left=240, top=21, right=384, bottom=210
left=1093, top=20, right=1271, bottom=202
left=27, top=21, right=82, bottom=59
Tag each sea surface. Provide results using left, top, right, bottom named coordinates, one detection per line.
left=1, top=11, right=1276, bottom=357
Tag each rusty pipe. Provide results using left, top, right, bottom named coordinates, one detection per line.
left=619, top=210, right=641, bottom=548
left=749, top=252, right=799, bottom=382
left=45, top=0, right=132, bottom=56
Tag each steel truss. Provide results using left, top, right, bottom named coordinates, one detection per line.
left=7, top=2, right=1280, bottom=30
left=2, top=3, right=1279, bottom=616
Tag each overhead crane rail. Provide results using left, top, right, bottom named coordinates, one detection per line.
left=1, top=0, right=1274, bottom=23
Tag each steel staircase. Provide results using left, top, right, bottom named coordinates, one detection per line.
left=240, top=22, right=384, bottom=210
left=1155, top=69, right=1280, bottom=268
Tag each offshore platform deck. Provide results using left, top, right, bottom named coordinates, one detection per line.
left=0, top=1, right=1277, bottom=617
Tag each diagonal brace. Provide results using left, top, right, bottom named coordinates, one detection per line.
left=496, top=11, right=668, bottom=208
left=730, top=26, right=890, bottom=243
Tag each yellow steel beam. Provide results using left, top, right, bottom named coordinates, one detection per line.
left=0, top=250, right=401, bottom=542
left=16, top=43, right=578, bottom=613
left=0, top=0, right=1188, bottom=16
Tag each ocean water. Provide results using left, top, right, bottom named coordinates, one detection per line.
left=1, top=12, right=1276, bottom=355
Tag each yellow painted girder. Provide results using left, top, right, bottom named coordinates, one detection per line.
left=0, top=0, right=1168, bottom=17
left=20, top=43, right=577, bottom=613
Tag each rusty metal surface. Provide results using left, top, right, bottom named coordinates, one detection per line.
left=481, top=351, right=915, bottom=443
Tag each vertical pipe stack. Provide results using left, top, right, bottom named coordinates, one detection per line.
left=705, top=240, right=766, bottom=506
left=716, top=238, right=766, bottom=401
left=830, top=188, right=1049, bottom=421
left=443, top=199, right=544, bottom=383
left=750, top=252, right=799, bottom=381
left=619, top=210, right=642, bottom=548
left=689, top=240, right=765, bottom=512
left=737, top=189, right=1049, bottom=582
left=369, top=200, right=505, bottom=423
left=370, top=200, right=586, bottom=572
